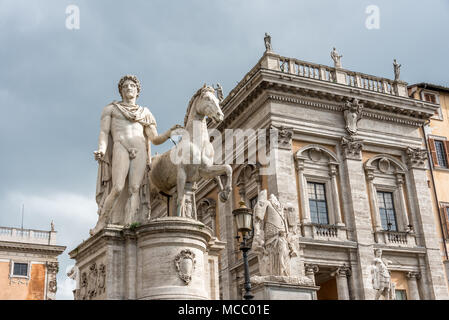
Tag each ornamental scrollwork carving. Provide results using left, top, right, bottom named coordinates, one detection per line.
left=174, top=249, right=196, bottom=285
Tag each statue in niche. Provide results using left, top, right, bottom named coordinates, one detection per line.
left=393, top=59, right=401, bottom=81
left=264, top=32, right=272, bottom=52
left=91, top=75, right=182, bottom=235
left=252, top=190, right=298, bottom=277
left=331, top=47, right=343, bottom=69
left=372, top=249, right=396, bottom=300
left=343, top=98, right=364, bottom=136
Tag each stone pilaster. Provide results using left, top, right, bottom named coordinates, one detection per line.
left=266, top=126, right=300, bottom=219
left=406, top=272, right=421, bottom=300
left=405, top=152, right=449, bottom=299
left=340, top=137, right=376, bottom=299
left=217, top=190, right=236, bottom=299
left=46, top=262, right=59, bottom=300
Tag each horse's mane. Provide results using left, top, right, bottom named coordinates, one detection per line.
left=184, top=85, right=216, bottom=126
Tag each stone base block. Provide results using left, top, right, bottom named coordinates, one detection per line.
left=69, top=217, right=224, bottom=300
left=251, top=280, right=319, bottom=300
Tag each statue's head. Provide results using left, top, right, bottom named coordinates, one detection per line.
left=118, top=75, right=141, bottom=100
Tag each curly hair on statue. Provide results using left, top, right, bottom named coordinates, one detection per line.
left=118, top=75, right=141, bottom=98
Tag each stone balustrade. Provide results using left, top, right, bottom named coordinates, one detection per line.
left=266, top=53, right=407, bottom=97
left=374, top=230, right=416, bottom=248
left=310, top=224, right=347, bottom=241
left=0, top=226, right=56, bottom=245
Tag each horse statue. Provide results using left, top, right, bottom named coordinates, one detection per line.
left=149, top=84, right=232, bottom=217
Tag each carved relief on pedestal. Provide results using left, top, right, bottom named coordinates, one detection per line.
left=78, top=262, right=106, bottom=300
left=406, top=147, right=428, bottom=169
left=46, top=262, right=59, bottom=299
left=341, top=136, right=363, bottom=161
left=174, top=249, right=196, bottom=285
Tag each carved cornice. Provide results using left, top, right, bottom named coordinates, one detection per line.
left=218, top=65, right=435, bottom=132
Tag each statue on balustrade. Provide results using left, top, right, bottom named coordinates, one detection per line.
left=91, top=75, right=182, bottom=235
left=331, top=47, right=343, bottom=69
left=264, top=32, right=272, bottom=52
left=372, top=249, right=396, bottom=300
left=252, top=190, right=299, bottom=278
left=393, top=59, right=401, bottom=81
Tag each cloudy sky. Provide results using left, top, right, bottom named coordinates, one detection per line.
left=0, top=0, right=448, bottom=299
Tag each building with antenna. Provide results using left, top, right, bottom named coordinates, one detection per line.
left=0, top=223, right=66, bottom=300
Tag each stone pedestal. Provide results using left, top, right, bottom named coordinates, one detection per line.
left=69, top=217, right=225, bottom=300
left=251, top=280, right=319, bottom=300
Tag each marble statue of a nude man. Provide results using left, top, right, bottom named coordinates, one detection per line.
left=91, top=75, right=181, bottom=234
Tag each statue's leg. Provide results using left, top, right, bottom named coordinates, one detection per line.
left=176, top=166, right=186, bottom=217
left=126, top=146, right=147, bottom=225
left=101, top=143, right=129, bottom=219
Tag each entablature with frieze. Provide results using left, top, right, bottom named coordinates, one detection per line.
left=216, top=66, right=438, bottom=131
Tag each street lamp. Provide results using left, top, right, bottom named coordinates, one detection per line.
left=232, top=200, right=254, bottom=300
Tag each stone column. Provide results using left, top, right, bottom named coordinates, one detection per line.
left=406, top=148, right=449, bottom=299
left=406, top=272, right=421, bottom=300
left=329, top=164, right=344, bottom=226
left=365, top=168, right=382, bottom=231
left=295, top=158, right=311, bottom=225
left=340, top=137, right=376, bottom=299
left=332, top=266, right=351, bottom=300
left=395, top=173, right=410, bottom=229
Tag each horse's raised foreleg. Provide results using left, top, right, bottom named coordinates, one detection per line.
left=177, top=166, right=186, bottom=216
left=199, top=164, right=232, bottom=202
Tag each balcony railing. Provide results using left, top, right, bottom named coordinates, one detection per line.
left=375, top=230, right=416, bottom=247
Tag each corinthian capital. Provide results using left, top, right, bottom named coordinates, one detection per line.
left=341, top=136, right=363, bottom=161
left=406, top=147, right=427, bottom=169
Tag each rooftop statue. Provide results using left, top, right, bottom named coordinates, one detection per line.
left=331, top=47, right=343, bottom=69
left=264, top=32, right=272, bottom=52
left=393, top=59, right=401, bottom=81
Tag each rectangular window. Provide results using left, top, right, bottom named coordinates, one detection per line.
left=395, top=290, right=407, bottom=300
left=377, top=191, right=398, bottom=231
left=434, top=140, right=448, bottom=168
left=13, top=262, right=28, bottom=277
left=424, top=93, right=436, bottom=104
left=308, top=182, right=329, bottom=224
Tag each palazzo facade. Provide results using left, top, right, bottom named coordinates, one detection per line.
left=187, top=49, right=449, bottom=300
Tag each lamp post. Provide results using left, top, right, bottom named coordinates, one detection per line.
left=232, top=200, right=254, bottom=300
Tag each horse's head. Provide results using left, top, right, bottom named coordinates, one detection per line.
left=196, top=84, right=224, bottom=123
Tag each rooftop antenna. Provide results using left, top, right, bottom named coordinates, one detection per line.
left=21, top=204, right=24, bottom=230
